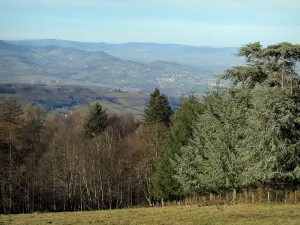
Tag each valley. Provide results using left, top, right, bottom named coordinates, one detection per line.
left=0, top=40, right=232, bottom=97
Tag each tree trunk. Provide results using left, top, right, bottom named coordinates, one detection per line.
left=232, top=189, right=236, bottom=203
left=9, top=130, right=12, bottom=213
left=251, top=191, right=255, bottom=204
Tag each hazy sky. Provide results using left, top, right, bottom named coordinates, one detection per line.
left=0, top=0, right=299, bottom=47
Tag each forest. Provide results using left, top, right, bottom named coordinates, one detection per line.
left=1, top=42, right=300, bottom=214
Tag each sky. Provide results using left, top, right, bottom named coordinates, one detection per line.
left=0, top=0, right=299, bottom=47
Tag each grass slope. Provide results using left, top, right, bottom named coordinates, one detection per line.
left=1, top=204, right=300, bottom=225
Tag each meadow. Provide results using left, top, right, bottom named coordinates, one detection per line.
left=1, top=204, right=300, bottom=225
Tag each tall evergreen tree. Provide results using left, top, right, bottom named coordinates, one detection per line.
left=221, top=42, right=300, bottom=90
left=172, top=88, right=250, bottom=194
left=220, top=42, right=300, bottom=187
left=143, top=88, right=173, bottom=126
left=239, top=87, right=300, bottom=187
left=84, top=102, right=108, bottom=137
left=153, top=93, right=203, bottom=199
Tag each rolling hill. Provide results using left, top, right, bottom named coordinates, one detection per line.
left=0, top=40, right=215, bottom=96
left=9, top=39, right=245, bottom=73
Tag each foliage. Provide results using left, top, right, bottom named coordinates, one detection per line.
left=0, top=94, right=165, bottom=213
left=143, top=88, right=173, bottom=127
left=153, top=93, right=203, bottom=199
left=172, top=88, right=250, bottom=193
left=84, top=102, right=108, bottom=137
left=221, top=42, right=300, bottom=90
left=172, top=41, right=300, bottom=195
left=239, top=87, right=300, bottom=186
left=1, top=41, right=300, bottom=214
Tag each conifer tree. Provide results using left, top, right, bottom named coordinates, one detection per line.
left=221, top=42, right=300, bottom=91
left=84, top=102, right=108, bottom=137
left=239, top=87, right=300, bottom=186
left=172, top=89, right=250, bottom=193
left=220, top=42, right=300, bottom=187
left=143, top=88, right=173, bottom=126
left=153, top=93, right=203, bottom=199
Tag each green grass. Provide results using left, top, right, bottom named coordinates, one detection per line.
left=1, top=204, right=300, bottom=225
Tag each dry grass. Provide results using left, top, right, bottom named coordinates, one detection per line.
left=1, top=204, right=300, bottom=225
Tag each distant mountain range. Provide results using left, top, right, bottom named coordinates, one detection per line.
left=9, top=39, right=245, bottom=73
left=1, top=40, right=235, bottom=96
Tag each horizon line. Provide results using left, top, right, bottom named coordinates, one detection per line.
left=2, top=38, right=239, bottom=49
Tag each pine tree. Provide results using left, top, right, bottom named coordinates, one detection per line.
left=239, top=87, right=300, bottom=186
left=220, top=42, right=300, bottom=187
left=143, top=88, right=173, bottom=126
left=84, top=102, right=108, bottom=137
left=153, top=93, right=203, bottom=199
left=172, top=136, right=223, bottom=194
left=172, top=89, right=250, bottom=194
left=221, top=42, right=300, bottom=91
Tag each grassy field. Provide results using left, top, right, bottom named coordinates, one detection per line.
left=1, top=204, right=300, bottom=225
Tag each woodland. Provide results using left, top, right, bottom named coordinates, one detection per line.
left=1, top=42, right=300, bottom=214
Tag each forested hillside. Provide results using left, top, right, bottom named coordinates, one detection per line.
left=1, top=42, right=300, bottom=214
left=0, top=83, right=152, bottom=115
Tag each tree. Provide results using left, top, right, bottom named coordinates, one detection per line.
left=0, top=96, right=22, bottom=142
left=21, top=104, right=46, bottom=155
left=130, top=123, right=168, bottom=206
left=36, top=114, right=84, bottom=211
left=153, top=93, right=204, bottom=200
left=84, top=102, right=108, bottom=137
left=239, top=87, right=300, bottom=187
left=19, top=104, right=46, bottom=213
left=172, top=88, right=250, bottom=194
left=221, top=42, right=300, bottom=91
left=220, top=42, right=300, bottom=187
left=0, top=96, right=22, bottom=213
left=143, top=88, right=173, bottom=127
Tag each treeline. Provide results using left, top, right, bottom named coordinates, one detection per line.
left=0, top=88, right=173, bottom=213
left=1, top=42, right=300, bottom=214
left=153, top=42, right=300, bottom=201
left=0, top=98, right=169, bottom=213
